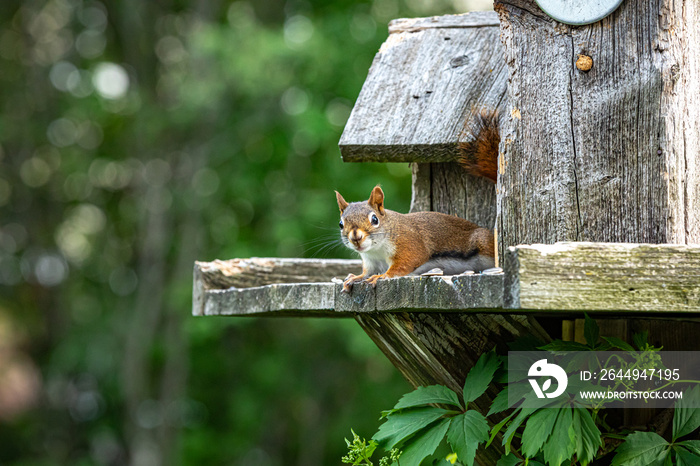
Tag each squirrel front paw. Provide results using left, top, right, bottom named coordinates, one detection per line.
left=342, top=273, right=363, bottom=293
left=363, top=274, right=386, bottom=288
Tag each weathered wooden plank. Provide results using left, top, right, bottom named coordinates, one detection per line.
left=431, top=162, right=496, bottom=229
left=193, top=257, right=505, bottom=317
left=409, top=163, right=431, bottom=213
left=202, top=283, right=340, bottom=318
left=335, top=274, right=504, bottom=313
left=192, top=258, right=361, bottom=316
left=195, top=257, right=361, bottom=289
left=410, top=162, right=497, bottom=266
left=194, top=244, right=700, bottom=317
left=198, top=273, right=505, bottom=317
left=388, top=11, right=499, bottom=33
left=504, top=243, right=700, bottom=311
left=339, top=12, right=507, bottom=163
left=496, top=0, right=700, bottom=257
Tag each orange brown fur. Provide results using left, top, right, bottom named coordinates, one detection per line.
left=376, top=211, right=494, bottom=281
left=458, top=108, right=500, bottom=183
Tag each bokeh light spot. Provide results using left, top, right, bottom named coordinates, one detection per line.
left=281, top=87, right=309, bottom=115
left=20, top=157, right=52, bottom=187
left=325, top=99, right=352, bottom=127
left=284, top=15, right=314, bottom=48
left=47, top=118, right=78, bottom=147
left=92, top=63, right=130, bottom=100
left=34, top=253, right=68, bottom=287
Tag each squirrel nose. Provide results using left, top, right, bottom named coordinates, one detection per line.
left=349, top=229, right=365, bottom=246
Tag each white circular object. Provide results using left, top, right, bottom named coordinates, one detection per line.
left=535, top=0, right=625, bottom=25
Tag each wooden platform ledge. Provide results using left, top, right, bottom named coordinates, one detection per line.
left=193, top=243, right=700, bottom=317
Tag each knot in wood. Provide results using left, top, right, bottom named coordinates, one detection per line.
left=576, top=54, right=593, bottom=72
left=450, top=55, right=470, bottom=68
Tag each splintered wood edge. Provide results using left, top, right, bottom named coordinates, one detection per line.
left=388, top=11, right=499, bottom=33
left=195, top=257, right=362, bottom=290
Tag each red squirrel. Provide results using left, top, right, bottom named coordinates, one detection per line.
left=335, top=110, right=499, bottom=292
left=335, top=187, right=495, bottom=292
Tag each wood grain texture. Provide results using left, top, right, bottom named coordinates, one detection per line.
left=337, top=274, right=504, bottom=312
left=195, top=257, right=361, bottom=289
left=410, top=162, right=496, bottom=231
left=202, top=283, right=339, bottom=317
left=431, top=162, right=496, bottom=229
left=196, top=271, right=505, bottom=317
left=409, top=163, right=431, bottom=213
left=339, top=12, right=507, bottom=163
left=496, top=0, right=700, bottom=257
left=504, top=242, right=700, bottom=311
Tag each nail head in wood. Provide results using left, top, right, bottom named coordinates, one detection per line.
left=576, top=54, right=593, bottom=71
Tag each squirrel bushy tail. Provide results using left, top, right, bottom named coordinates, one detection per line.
left=457, top=108, right=500, bottom=183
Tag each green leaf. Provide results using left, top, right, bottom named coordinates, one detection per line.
left=502, top=408, right=537, bottom=452
left=496, top=454, right=521, bottom=466
left=663, top=451, right=674, bottom=466
left=520, top=408, right=558, bottom=459
left=543, top=408, right=575, bottom=466
left=486, top=411, right=514, bottom=448
left=600, top=336, right=634, bottom=351
left=393, top=385, right=462, bottom=411
left=572, top=408, right=602, bottom=466
left=583, top=314, right=599, bottom=348
left=446, top=410, right=489, bottom=466
left=488, top=387, right=511, bottom=416
left=373, top=407, right=452, bottom=450
left=673, top=385, right=700, bottom=441
left=633, top=331, right=649, bottom=350
left=611, top=431, right=669, bottom=466
left=674, top=446, right=700, bottom=466
left=397, top=418, right=451, bottom=466
left=677, top=440, right=700, bottom=456
left=463, top=350, right=500, bottom=404
left=538, top=340, right=590, bottom=352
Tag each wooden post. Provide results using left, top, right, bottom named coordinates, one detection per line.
left=496, top=0, right=700, bottom=252
left=496, top=0, right=700, bottom=428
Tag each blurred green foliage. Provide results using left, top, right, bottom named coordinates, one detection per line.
left=0, top=0, right=488, bottom=464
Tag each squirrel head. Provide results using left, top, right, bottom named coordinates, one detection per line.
left=335, top=185, right=388, bottom=254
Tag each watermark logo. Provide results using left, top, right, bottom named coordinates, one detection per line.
left=510, top=351, right=700, bottom=409
left=528, top=359, right=568, bottom=399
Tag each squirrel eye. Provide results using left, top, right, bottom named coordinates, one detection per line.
left=370, top=214, right=379, bottom=226
left=339, top=220, right=344, bottom=229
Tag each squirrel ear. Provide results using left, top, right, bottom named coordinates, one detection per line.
left=335, top=191, right=349, bottom=213
left=368, top=185, right=385, bottom=215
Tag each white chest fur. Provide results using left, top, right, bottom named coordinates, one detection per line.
left=360, top=241, right=394, bottom=275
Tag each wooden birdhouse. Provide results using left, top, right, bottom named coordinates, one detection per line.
left=194, top=3, right=700, bottom=464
